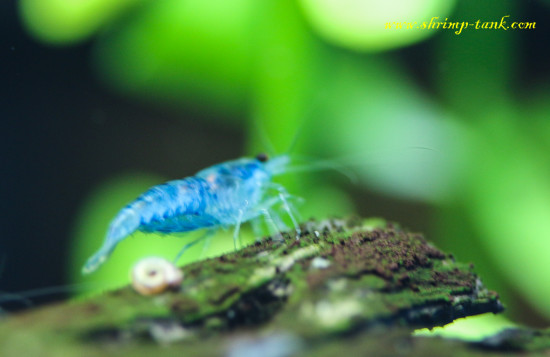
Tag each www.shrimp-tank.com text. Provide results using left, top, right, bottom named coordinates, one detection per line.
left=385, top=15, right=535, bottom=35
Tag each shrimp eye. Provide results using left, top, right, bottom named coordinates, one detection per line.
left=256, top=153, right=269, bottom=162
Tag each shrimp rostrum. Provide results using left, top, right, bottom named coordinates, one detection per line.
left=82, top=153, right=301, bottom=274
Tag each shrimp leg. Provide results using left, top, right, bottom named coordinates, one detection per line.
left=200, top=234, right=214, bottom=257
left=250, top=216, right=265, bottom=241
left=266, top=183, right=302, bottom=239
left=174, top=228, right=217, bottom=265
left=260, top=208, right=284, bottom=242
left=277, top=192, right=301, bottom=240
left=233, top=209, right=244, bottom=250
left=250, top=212, right=275, bottom=242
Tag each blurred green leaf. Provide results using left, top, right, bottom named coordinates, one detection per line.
left=311, top=54, right=471, bottom=203
left=466, top=112, right=550, bottom=317
left=20, top=0, right=144, bottom=44
left=300, top=0, right=456, bottom=51
left=94, top=0, right=257, bottom=119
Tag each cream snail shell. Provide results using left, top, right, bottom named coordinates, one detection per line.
left=130, top=257, right=183, bottom=296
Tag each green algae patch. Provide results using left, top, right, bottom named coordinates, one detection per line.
left=0, top=218, right=509, bottom=356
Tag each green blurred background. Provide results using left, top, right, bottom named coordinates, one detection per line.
left=2, top=0, right=550, bottom=337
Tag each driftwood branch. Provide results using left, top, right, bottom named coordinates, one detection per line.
left=3, top=218, right=548, bottom=356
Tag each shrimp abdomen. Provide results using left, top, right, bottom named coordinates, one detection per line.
left=82, top=179, right=207, bottom=274
left=81, top=206, right=142, bottom=274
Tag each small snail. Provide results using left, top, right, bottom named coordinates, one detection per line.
left=130, top=257, right=183, bottom=296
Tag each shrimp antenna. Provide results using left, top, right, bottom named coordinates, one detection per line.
left=332, top=145, right=439, bottom=167
left=0, top=281, right=121, bottom=311
left=281, top=155, right=359, bottom=184
left=252, top=113, right=312, bottom=156
left=284, top=118, right=309, bottom=155
left=280, top=146, right=438, bottom=182
left=285, top=124, right=303, bottom=155
left=406, top=146, right=438, bottom=153
left=251, top=119, right=277, bottom=156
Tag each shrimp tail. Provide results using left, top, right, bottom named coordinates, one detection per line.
left=81, top=207, right=141, bottom=275
left=82, top=246, right=114, bottom=275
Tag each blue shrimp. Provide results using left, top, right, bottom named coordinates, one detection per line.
left=82, top=153, right=300, bottom=274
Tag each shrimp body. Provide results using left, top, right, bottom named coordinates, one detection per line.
left=82, top=154, right=295, bottom=274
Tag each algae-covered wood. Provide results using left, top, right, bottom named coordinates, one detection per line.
left=0, top=218, right=518, bottom=356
